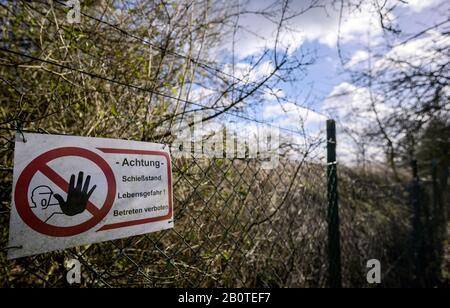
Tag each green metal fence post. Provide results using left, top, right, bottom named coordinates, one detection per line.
left=327, top=119, right=342, bottom=288
left=430, top=158, right=440, bottom=285
left=410, top=159, right=424, bottom=286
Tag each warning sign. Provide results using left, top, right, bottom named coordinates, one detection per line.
left=8, top=133, right=173, bottom=259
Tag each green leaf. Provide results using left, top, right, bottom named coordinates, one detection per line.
left=111, top=104, right=118, bottom=117
left=222, top=250, right=231, bottom=261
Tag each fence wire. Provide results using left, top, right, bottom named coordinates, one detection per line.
left=0, top=0, right=448, bottom=288
left=0, top=129, right=329, bottom=287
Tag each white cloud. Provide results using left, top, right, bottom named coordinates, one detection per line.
left=312, top=3, right=383, bottom=48
left=216, top=0, right=447, bottom=61
left=375, top=30, right=450, bottom=72
left=321, top=25, right=450, bottom=165
left=323, top=84, right=358, bottom=126
left=262, top=88, right=285, bottom=101
left=223, top=0, right=386, bottom=59
left=263, top=101, right=326, bottom=133
left=321, top=82, right=393, bottom=164
left=188, top=87, right=216, bottom=102
left=322, top=82, right=393, bottom=131
left=277, top=28, right=306, bottom=55
left=346, top=50, right=369, bottom=68
left=400, top=0, right=442, bottom=12
left=223, top=60, right=275, bottom=84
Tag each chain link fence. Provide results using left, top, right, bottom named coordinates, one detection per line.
left=0, top=0, right=448, bottom=288
left=0, top=133, right=331, bottom=287
left=1, top=129, right=448, bottom=287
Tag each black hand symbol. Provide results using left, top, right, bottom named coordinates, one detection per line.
left=54, top=171, right=97, bottom=216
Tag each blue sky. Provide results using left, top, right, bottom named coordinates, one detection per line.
left=250, top=0, right=448, bottom=108
left=216, top=1, right=445, bottom=96
left=187, top=0, right=449, bottom=163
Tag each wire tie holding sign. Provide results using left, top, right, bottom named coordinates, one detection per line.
left=15, top=121, right=26, bottom=143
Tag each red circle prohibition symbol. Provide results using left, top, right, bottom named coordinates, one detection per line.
left=15, top=147, right=116, bottom=237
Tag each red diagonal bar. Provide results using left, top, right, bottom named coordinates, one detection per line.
left=38, top=164, right=100, bottom=216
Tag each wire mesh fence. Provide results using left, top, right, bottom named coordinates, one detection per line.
left=0, top=131, right=330, bottom=287
left=0, top=0, right=448, bottom=288
left=0, top=129, right=448, bottom=287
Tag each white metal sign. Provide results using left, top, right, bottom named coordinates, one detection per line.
left=8, top=133, right=173, bottom=259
